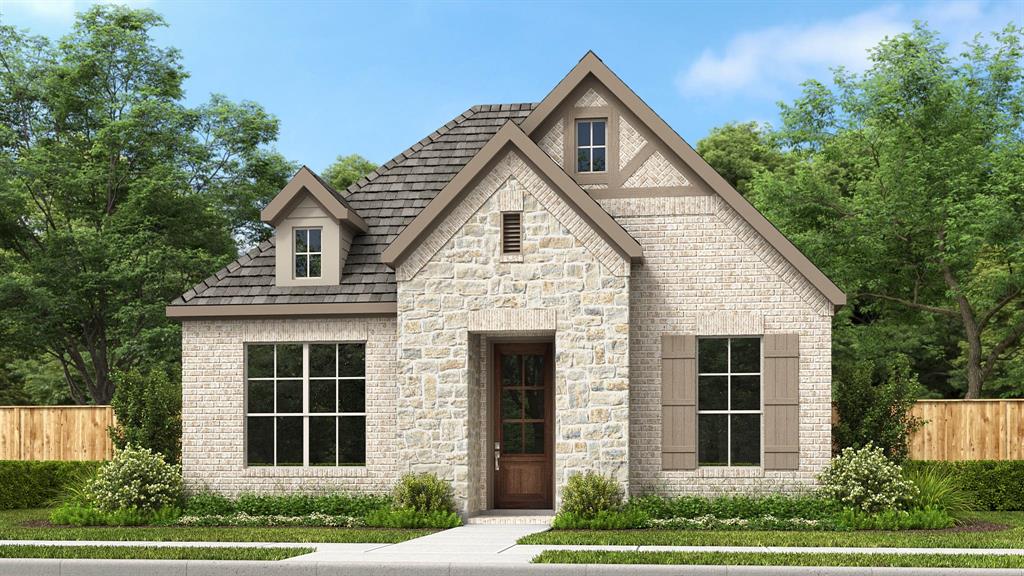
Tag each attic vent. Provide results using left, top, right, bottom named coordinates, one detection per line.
left=502, top=212, right=522, bottom=254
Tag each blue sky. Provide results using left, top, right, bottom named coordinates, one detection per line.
left=2, top=1, right=1020, bottom=173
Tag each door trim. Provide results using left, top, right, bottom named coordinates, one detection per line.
left=491, top=342, right=554, bottom=509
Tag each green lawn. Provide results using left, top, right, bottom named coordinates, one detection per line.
left=520, top=511, right=1024, bottom=549
left=0, top=508, right=433, bottom=543
left=0, top=544, right=313, bottom=560
left=533, top=550, right=1024, bottom=569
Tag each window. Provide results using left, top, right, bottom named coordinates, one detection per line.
left=501, top=212, right=522, bottom=254
left=294, top=228, right=322, bottom=278
left=576, top=119, right=607, bottom=173
left=246, top=343, right=366, bottom=466
left=697, top=337, right=761, bottom=467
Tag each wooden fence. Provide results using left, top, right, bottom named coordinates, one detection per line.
left=908, top=400, right=1024, bottom=461
left=0, top=406, right=114, bottom=461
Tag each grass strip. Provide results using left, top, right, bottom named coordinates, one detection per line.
left=0, top=545, right=313, bottom=561
left=533, top=550, right=1024, bottom=569
left=0, top=509, right=432, bottom=544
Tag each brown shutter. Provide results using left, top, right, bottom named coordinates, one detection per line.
left=764, top=334, right=800, bottom=470
left=662, top=334, right=697, bottom=470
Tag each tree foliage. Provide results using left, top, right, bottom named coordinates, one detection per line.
left=0, top=6, right=292, bottom=403
left=321, top=154, right=377, bottom=192
left=108, top=369, right=181, bottom=464
left=696, top=122, right=788, bottom=195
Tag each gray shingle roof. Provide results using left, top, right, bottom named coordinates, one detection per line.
left=172, top=103, right=536, bottom=307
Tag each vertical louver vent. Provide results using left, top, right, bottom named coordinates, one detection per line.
left=502, top=212, right=522, bottom=254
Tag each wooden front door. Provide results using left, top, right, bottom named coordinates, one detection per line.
left=494, top=343, right=553, bottom=509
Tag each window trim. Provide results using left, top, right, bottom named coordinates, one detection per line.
left=575, top=118, right=608, bottom=174
left=696, top=337, right=763, bottom=468
left=244, top=342, right=367, bottom=468
left=293, top=227, right=323, bottom=279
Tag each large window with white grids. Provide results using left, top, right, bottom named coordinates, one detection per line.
left=245, top=343, right=366, bottom=466
left=697, top=337, right=761, bottom=467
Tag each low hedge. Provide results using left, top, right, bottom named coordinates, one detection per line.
left=0, top=460, right=102, bottom=510
left=904, top=461, right=1024, bottom=511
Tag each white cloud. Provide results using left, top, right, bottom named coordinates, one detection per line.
left=678, top=1, right=1018, bottom=99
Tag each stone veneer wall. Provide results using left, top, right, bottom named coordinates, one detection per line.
left=396, top=150, right=631, bottom=514
left=180, top=317, right=398, bottom=494
left=598, top=195, right=834, bottom=495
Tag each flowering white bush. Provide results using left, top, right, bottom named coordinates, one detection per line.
left=649, top=514, right=824, bottom=531
left=88, top=444, right=182, bottom=512
left=818, top=443, right=917, bottom=513
left=178, top=512, right=364, bottom=528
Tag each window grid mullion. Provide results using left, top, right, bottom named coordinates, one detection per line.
left=726, top=338, right=732, bottom=466
left=273, top=345, right=278, bottom=466
left=302, top=343, right=309, bottom=467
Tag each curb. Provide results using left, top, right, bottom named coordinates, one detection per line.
left=1, top=560, right=1022, bottom=576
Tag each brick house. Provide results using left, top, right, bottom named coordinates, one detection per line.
left=168, top=53, right=845, bottom=515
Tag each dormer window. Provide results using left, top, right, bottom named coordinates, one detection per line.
left=576, top=119, right=607, bottom=173
left=294, top=227, right=322, bottom=278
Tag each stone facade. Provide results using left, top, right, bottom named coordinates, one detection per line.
left=180, top=317, right=399, bottom=494
left=395, top=150, right=631, bottom=514
left=596, top=195, right=834, bottom=495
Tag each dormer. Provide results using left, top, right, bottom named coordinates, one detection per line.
left=260, top=166, right=368, bottom=287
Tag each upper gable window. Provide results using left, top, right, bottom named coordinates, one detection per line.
left=294, top=227, right=322, bottom=278
left=576, top=119, right=607, bottom=173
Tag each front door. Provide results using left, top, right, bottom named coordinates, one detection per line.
left=494, top=343, right=553, bottom=509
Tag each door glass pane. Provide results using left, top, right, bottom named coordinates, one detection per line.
left=502, top=423, right=522, bottom=453
left=731, top=338, right=760, bottom=373
left=731, top=414, right=761, bottom=466
left=524, top=355, right=544, bottom=386
left=524, top=389, right=544, bottom=420
left=524, top=423, right=544, bottom=454
left=247, top=380, right=273, bottom=413
left=276, top=344, right=303, bottom=377
left=246, top=345, right=275, bottom=378
left=731, top=375, right=760, bottom=411
left=276, top=417, right=303, bottom=466
left=592, top=147, right=606, bottom=171
left=339, top=379, right=365, bottom=413
left=310, top=344, right=336, bottom=377
left=276, top=379, right=303, bottom=413
left=246, top=417, right=273, bottom=466
left=501, top=355, right=521, bottom=387
left=338, top=416, right=366, bottom=465
left=699, top=338, right=728, bottom=373
left=698, top=375, right=727, bottom=411
left=502, top=390, right=522, bottom=420
left=338, top=344, right=366, bottom=377
left=309, top=380, right=335, bottom=413
left=309, top=417, right=336, bottom=466
left=698, top=414, right=728, bottom=466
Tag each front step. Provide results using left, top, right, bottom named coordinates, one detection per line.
left=466, top=509, right=555, bottom=525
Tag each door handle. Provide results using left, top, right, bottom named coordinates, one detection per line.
left=494, top=442, right=501, bottom=471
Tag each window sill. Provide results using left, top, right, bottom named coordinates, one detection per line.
left=242, top=465, right=369, bottom=478
left=500, top=253, right=524, bottom=263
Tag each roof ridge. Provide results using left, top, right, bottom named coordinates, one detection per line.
left=179, top=238, right=275, bottom=303
left=342, top=105, right=480, bottom=197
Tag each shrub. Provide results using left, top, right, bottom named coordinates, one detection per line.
left=0, top=461, right=102, bottom=510
left=818, top=444, right=917, bottom=513
left=902, top=461, right=1024, bottom=511
left=628, top=494, right=840, bottom=521
left=551, top=509, right=649, bottom=530
left=832, top=355, right=924, bottom=462
left=364, top=508, right=461, bottom=529
left=184, top=491, right=391, bottom=518
left=88, top=444, right=182, bottom=512
left=50, top=503, right=180, bottom=526
left=183, top=492, right=235, bottom=516
left=391, top=473, right=455, bottom=514
left=560, top=472, right=624, bottom=519
left=109, top=369, right=182, bottom=464
left=649, top=515, right=839, bottom=531
left=903, top=465, right=974, bottom=514
left=834, top=507, right=954, bottom=530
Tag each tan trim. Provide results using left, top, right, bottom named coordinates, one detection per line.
left=260, top=167, right=369, bottom=233
left=522, top=52, right=846, bottom=306
left=564, top=99, right=619, bottom=187
left=165, top=302, right=397, bottom=319
left=381, top=121, right=643, bottom=267
left=616, top=142, right=655, bottom=187
left=587, top=187, right=709, bottom=200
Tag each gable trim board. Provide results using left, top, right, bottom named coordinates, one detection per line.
left=521, top=51, right=845, bottom=307
left=380, top=121, right=643, bottom=268
left=165, top=302, right=397, bottom=318
left=261, top=166, right=369, bottom=233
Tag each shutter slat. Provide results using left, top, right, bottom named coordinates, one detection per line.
left=764, top=333, right=800, bottom=470
left=662, top=334, right=697, bottom=470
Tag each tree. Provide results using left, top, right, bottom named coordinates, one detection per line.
left=108, top=368, right=181, bottom=464
left=696, top=122, right=787, bottom=195
left=322, top=154, right=377, bottom=192
left=750, top=24, right=1024, bottom=398
left=0, top=6, right=292, bottom=403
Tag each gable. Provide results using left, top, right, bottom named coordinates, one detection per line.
left=522, top=52, right=846, bottom=306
